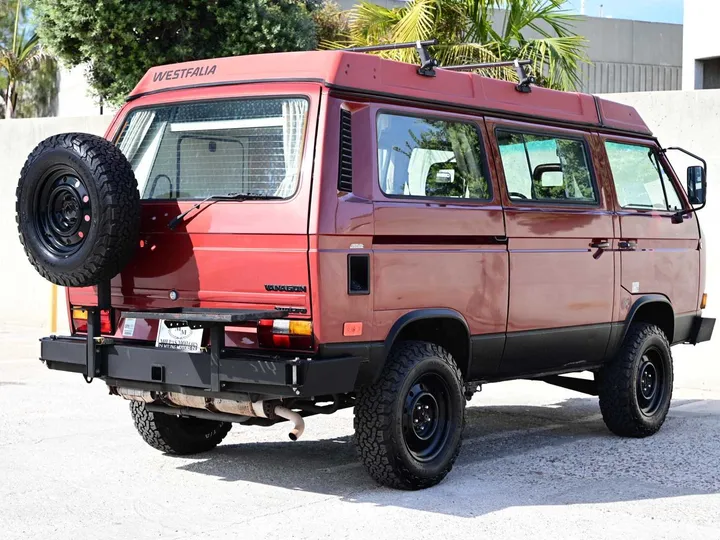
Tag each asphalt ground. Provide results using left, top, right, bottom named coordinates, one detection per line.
left=1, top=324, right=719, bottom=540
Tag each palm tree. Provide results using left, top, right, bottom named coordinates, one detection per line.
left=0, top=0, right=56, bottom=119
left=326, top=0, right=588, bottom=91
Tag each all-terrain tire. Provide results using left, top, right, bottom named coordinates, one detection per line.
left=354, top=341, right=465, bottom=490
left=129, top=401, right=232, bottom=455
left=598, top=323, right=674, bottom=438
left=16, top=133, right=140, bottom=287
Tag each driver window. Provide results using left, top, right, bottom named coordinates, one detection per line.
left=496, top=130, right=597, bottom=204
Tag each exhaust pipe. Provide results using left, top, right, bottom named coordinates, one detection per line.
left=115, top=387, right=304, bottom=440
left=274, top=406, right=305, bottom=441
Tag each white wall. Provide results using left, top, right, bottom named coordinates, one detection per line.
left=682, top=0, right=720, bottom=89
left=606, top=89, right=720, bottom=317
left=57, top=65, right=104, bottom=117
left=1, top=94, right=718, bottom=329
left=0, top=116, right=113, bottom=330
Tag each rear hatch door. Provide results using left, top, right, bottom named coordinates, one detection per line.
left=68, top=85, right=321, bottom=339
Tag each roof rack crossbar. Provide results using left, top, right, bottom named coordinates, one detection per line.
left=343, top=39, right=439, bottom=78
left=343, top=39, right=438, bottom=54
left=441, top=58, right=536, bottom=94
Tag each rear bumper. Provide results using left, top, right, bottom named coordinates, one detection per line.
left=40, top=336, right=362, bottom=399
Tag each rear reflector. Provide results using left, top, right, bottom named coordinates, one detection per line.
left=343, top=322, right=363, bottom=337
left=702, top=293, right=708, bottom=309
left=258, top=319, right=312, bottom=349
left=72, top=307, right=112, bottom=334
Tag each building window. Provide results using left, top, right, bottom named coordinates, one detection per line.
left=701, top=57, right=720, bottom=89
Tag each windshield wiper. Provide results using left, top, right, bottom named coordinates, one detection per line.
left=167, top=192, right=283, bottom=230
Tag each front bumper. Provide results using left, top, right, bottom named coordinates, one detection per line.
left=689, top=316, right=715, bottom=345
left=40, top=336, right=362, bottom=399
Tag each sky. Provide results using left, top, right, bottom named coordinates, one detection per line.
left=565, top=0, right=683, bottom=24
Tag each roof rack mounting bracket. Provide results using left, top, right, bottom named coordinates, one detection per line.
left=415, top=41, right=438, bottom=77
left=514, top=59, right=535, bottom=93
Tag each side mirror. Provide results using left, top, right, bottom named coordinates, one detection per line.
left=687, top=165, right=706, bottom=205
left=533, top=163, right=563, bottom=187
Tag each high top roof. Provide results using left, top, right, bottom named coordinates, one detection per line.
left=129, top=50, right=651, bottom=136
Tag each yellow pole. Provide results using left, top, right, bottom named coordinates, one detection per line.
left=50, top=284, right=58, bottom=333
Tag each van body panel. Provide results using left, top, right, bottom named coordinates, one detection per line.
left=485, top=117, right=615, bottom=373
left=601, top=135, right=701, bottom=318
left=69, top=83, right=323, bottom=344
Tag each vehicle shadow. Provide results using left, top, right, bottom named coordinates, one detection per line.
left=174, top=396, right=720, bottom=518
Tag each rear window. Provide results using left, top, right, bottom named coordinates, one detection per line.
left=115, top=97, right=309, bottom=200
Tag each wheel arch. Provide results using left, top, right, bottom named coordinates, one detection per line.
left=384, top=309, right=471, bottom=379
left=625, top=295, right=675, bottom=343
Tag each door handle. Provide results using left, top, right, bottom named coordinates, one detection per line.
left=618, top=240, right=637, bottom=250
left=590, top=240, right=610, bottom=250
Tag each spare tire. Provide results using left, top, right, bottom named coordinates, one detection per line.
left=15, top=133, right=141, bottom=287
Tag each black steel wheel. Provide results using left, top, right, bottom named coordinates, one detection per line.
left=16, top=133, right=140, bottom=287
left=598, top=323, right=673, bottom=438
left=403, top=374, right=452, bottom=462
left=637, top=348, right=667, bottom=416
left=35, top=168, right=93, bottom=257
left=355, top=341, right=465, bottom=490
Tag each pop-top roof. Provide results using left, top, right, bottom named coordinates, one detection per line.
left=129, top=50, right=651, bottom=136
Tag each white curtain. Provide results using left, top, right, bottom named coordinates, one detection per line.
left=274, top=100, right=308, bottom=197
left=118, top=111, right=156, bottom=164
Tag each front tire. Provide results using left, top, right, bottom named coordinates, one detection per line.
left=598, top=323, right=673, bottom=438
left=354, top=341, right=465, bottom=490
left=129, top=402, right=231, bottom=455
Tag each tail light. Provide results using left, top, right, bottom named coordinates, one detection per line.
left=258, top=319, right=313, bottom=349
left=72, top=307, right=113, bottom=334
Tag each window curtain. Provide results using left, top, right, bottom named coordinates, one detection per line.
left=274, top=100, right=308, bottom=197
left=118, top=111, right=156, bottom=164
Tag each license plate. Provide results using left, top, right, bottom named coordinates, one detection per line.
left=155, top=320, right=204, bottom=353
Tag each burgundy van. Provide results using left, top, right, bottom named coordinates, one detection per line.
left=16, top=43, right=714, bottom=490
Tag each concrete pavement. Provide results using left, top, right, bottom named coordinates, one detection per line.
left=1, top=325, right=719, bottom=539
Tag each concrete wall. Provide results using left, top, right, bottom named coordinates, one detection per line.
left=0, top=116, right=113, bottom=330
left=57, top=66, right=104, bottom=118
left=2, top=93, right=717, bottom=329
left=605, top=89, right=720, bottom=317
left=682, top=0, right=720, bottom=89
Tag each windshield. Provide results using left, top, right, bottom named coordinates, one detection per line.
left=115, top=97, right=309, bottom=200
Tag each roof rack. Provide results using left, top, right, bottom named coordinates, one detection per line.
left=343, top=39, right=439, bottom=77
left=442, top=59, right=535, bottom=93
left=343, top=39, right=535, bottom=93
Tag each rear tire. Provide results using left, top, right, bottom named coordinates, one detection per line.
left=598, top=323, right=673, bottom=438
left=15, top=133, right=140, bottom=287
left=354, top=341, right=465, bottom=490
left=129, top=402, right=231, bottom=455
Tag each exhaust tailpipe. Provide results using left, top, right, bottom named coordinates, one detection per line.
left=274, top=406, right=305, bottom=441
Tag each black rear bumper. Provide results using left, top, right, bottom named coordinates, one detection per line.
left=40, top=336, right=362, bottom=399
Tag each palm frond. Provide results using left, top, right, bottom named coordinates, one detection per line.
left=517, top=34, right=588, bottom=90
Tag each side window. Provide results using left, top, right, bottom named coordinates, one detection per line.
left=376, top=113, right=490, bottom=200
left=604, top=141, right=684, bottom=211
left=496, top=130, right=597, bottom=204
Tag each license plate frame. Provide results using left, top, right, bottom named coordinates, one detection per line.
left=155, top=320, right=204, bottom=353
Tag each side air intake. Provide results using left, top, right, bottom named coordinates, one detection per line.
left=338, top=109, right=352, bottom=192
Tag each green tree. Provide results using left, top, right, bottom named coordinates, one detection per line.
left=0, top=0, right=56, bottom=118
left=33, top=0, right=319, bottom=106
left=313, top=0, right=350, bottom=46
left=331, top=0, right=588, bottom=91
